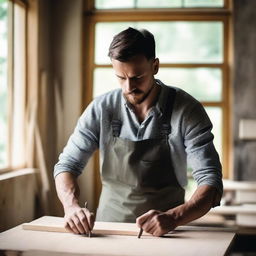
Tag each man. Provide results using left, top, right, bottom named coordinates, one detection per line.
left=54, top=27, right=223, bottom=237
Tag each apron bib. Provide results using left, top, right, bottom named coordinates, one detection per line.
left=96, top=87, right=185, bottom=222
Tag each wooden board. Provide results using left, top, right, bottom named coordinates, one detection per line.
left=0, top=216, right=236, bottom=256
left=22, top=216, right=151, bottom=236
left=22, top=216, right=236, bottom=235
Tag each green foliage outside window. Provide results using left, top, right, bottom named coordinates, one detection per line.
left=95, top=22, right=223, bottom=64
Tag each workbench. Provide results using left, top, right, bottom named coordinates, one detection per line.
left=0, top=216, right=235, bottom=256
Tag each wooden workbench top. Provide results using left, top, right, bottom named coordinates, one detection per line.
left=0, top=216, right=235, bottom=256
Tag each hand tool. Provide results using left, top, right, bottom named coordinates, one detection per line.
left=85, top=201, right=92, bottom=238
left=137, top=227, right=143, bottom=238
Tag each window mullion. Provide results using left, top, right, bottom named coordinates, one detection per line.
left=7, top=0, right=14, bottom=168
left=90, top=11, right=230, bottom=23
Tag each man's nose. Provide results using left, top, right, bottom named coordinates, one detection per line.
left=125, top=79, right=135, bottom=93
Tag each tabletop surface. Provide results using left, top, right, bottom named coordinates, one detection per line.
left=0, top=216, right=235, bottom=256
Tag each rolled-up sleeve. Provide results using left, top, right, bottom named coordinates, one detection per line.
left=183, top=102, right=223, bottom=200
left=53, top=101, right=100, bottom=178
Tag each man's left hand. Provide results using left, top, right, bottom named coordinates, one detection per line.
left=136, top=210, right=177, bottom=237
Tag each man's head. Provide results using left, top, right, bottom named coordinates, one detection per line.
left=109, top=27, right=159, bottom=106
left=108, top=27, right=156, bottom=61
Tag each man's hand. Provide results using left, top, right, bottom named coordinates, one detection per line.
left=136, top=210, right=177, bottom=237
left=64, top=204, right=95, bottom=235
left=136, top=185, right=221, bottom=237
left=54, top=172, right=95, bottom=235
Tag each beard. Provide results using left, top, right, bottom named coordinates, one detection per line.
left=124, top=86, right=154, bottom=105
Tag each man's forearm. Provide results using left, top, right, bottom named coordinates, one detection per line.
left=55, top=172, right=80, bottom=210
left=166, top=185, right=220, bottom=226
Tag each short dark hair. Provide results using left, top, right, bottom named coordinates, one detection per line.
left=108, top=27, right=156, bottom=61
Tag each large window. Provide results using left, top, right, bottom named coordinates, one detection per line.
left=82, top=1, right=231, bottom=202
left=0, top=0, right=8, bottom=169
left=93, top=21, right=224, bottom=157
left=0, top=0, right=26, bottom=172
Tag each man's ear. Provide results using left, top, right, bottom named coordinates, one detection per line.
left=153, top=58, right=159, bottom=75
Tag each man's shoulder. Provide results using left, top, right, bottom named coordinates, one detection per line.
left=160, top=82, right=210, bottom=127
left=92, top=88, right=122, bottom=107
left=160, top=81, right=200, bottom=108
left=80, top=89, right=122, bottom=120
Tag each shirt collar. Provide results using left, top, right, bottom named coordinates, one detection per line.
left=121, top=93, right=134, bottom=111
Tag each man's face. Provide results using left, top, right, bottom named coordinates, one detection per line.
left=111, top=55, right=159, bottom=105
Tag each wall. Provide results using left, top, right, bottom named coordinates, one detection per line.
left=3, top=0, right=255, bottom=229
left=233, top=0, right=256, bottom=180
left=0, top=170, right=36, bottom=232
left=51, top=0, right=95, bottom=214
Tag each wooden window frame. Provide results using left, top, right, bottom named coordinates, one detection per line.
left=0, top=0, right=28, bottom=173
left=81, top=0, right=233, bottom=206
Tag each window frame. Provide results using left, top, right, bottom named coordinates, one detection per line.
left=0, top=0, right=28, bottom=173
left=82, top=1, right=232, bottom=205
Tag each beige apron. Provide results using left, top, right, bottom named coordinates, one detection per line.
left=96, top=88, right=185, bottom=222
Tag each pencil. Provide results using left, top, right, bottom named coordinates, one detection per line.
left=138, top=228, right=143, bottom=239
left=84, top=202, right=92, bottom=238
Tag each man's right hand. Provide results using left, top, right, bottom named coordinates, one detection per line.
left=54, top=172, right=95, bottom=235
left=64, top=204, right=95, bottom=235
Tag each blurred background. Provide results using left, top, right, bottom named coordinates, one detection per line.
left=0, top=1, right=256, bottom=250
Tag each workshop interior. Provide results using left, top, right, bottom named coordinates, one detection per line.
left=0, top=0, right=256, bottom=255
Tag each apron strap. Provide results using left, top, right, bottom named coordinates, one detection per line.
left=161, top=87, right=177, bottom=136
left=111, top=119, right=122, bottom=137
left=111, top=91, right=123, bottom=137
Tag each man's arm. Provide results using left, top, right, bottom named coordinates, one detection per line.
left=137, top=100, right=223, bottom=236
left=136, top=185, right=220, bottom=237
left=54, top=100, right=101, bottom=234
left=55, top=172, right=94, bottom=235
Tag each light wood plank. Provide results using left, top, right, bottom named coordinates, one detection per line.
left=22, top=216, right=151, bottom=236
left=22, top=216, right=236, bottom=235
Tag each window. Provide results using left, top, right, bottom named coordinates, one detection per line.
left=0, top=0, right=27, bottom=172
left=95, top=0, right=225, bottom=9
left=82, top=1, right=231, bottom=202
left=0, top=0, right=8, bottom=169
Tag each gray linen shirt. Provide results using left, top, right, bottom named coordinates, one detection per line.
left=54, top=80, right=223, bottom=196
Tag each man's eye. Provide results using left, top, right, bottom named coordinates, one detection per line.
left=118, top=77, right=125, bottom=80
left=132, top=77, right=142, bottom=81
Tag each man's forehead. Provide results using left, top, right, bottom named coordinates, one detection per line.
left=112, top=57, right=152, bottom=69
left=111, top=54, right=152, bottom=64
